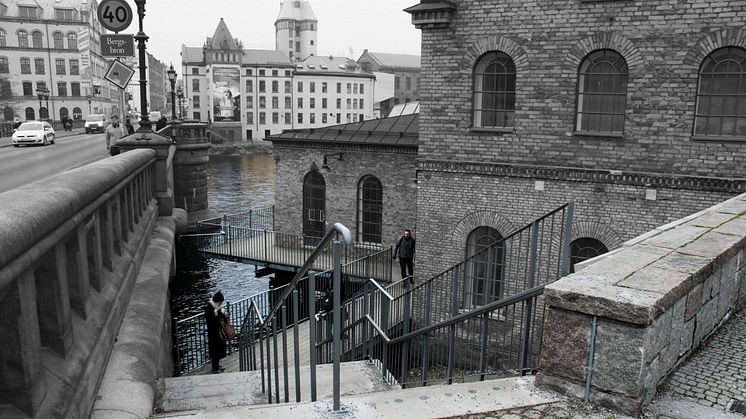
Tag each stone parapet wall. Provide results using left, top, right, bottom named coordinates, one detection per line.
left=536, top=193, right=746, bottom=415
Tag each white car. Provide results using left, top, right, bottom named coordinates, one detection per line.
left=12, top=121, right=56, bottom=147
left=85, top=114, right=107, bottom=134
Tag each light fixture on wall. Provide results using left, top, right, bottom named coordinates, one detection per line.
left=321, top=152, right=343, bottom=172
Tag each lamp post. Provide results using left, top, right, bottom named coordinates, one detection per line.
left=133, top=0, right=152, bottom=132
left=176, top=87, right=184, bottom=119
left=36, top=88, right=49, bottom=120
left=86, top=94, right=92, bottom=114
left=167, top=63, right=176, bottom=120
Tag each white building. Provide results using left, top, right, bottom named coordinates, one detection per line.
left=275, top=0, right=317, bottom=62
left=0, top=0, right=122, bottom=122
left=293, top=55, right=374, bottom=128
left=181, top=18, right=375, bottom=142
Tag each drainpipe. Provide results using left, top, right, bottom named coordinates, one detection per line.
left=584, top=315, right=598, bottom=403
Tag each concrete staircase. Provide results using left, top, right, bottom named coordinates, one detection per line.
left=153, top=360, right=564, bottom=418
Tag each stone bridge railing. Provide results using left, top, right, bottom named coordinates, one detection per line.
left=537, top=193, right=746, bottom=415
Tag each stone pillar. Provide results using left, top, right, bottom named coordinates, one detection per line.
left=171, top=121, right=211, bottom=225
left=115, top=131, right=175, bottom=217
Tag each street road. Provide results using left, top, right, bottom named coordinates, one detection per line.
left=0, top=133, right=110, bottom=193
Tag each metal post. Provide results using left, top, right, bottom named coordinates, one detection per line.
left=447, top=266, right=460, bottom=384
left=332, top=239, right=342, bottom=412
left=520, top=221, right=540, bottom=374
left=133, top=0, right=152, bottom=132
left=478, top=247, right=496, bottom=380
left=308, top=272, right=317, bottom=402
left=292, top=289, right=301, bottom=402
left=400, top=276, right=412, bottom=383
left=560, top=201, right=575, bottom=276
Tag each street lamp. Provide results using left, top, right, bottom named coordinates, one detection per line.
left=176, top=86, right=184, bottom=119
left=36, top=88, right=49, bottom=120
left=167, top=63, right=177, bottom=120
left=133, top=0, right=153, bottom=132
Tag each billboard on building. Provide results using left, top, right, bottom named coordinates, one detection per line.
left=78, top=28, right=92, bottom=92
left=212, top=67, right=240, bottom=122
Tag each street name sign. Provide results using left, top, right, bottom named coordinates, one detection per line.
left=97, top=0, right=133, bottom=33
left=101, top=34, right=135, bottom=57
left=104, top=60, right=136, bottom=90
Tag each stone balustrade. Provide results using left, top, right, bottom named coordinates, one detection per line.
left=537, top=193, right=746, bottom=415
left=0, top=149, right=169, bottom=418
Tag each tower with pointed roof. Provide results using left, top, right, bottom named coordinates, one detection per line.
left=275, top=0, right=318, bottom=62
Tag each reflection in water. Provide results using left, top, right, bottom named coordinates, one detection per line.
left=170, top=153, right=276, bottom=321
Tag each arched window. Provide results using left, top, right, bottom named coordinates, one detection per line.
left=694, top=47, right=746, bottom=139
left=302, top=171, right=326, bottom=246
left=463, top=226, right=504, bottom=308
left=39, top=107, right=48, bottom=119
left=53, top=32, right=64, bottom=49
left=0, top=29, right=6, bottom=47
left=473, top=51, right=516, bottom=128
left=25, top=107, right=35, bottom=121
left=357, top=175, right=383, bottom=243
left=72, top=107, right=82, bottom=120
left=59, top=107, right=69, bottom=119
left=570, top=237, right=609, bottom=273
left=67, top=32, right=77, bottom=50
left=17, top=30, right=28, bottom=48
left=31, top=31, right=43, bottom=48
left=576, top=49, right=628, bottom=134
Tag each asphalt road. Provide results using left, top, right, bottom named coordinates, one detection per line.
left=0, top=132, right=110, bottom=193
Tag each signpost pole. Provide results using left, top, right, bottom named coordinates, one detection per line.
left=133, top=0, right=152, bottom=132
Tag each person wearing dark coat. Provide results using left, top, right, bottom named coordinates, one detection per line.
left=204, top=291, right=228, bottom=373
left=394, top=229, right=416, bottom=281
left=156, top=115, right=167, bottom=131
left=124, top=118, right=135, bottom=135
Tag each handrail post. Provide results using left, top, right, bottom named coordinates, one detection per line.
left=520, top=220, right=540, bottom=375
left=447, top=266, right=460, bottom=384
left=380, top=291, right=390, bottom=382
left=560, top=201, right=575, bottom=277
left=308, top=272, right=318, bottom=402
left=479, top=247, right=496, bottom=380
left=332, top=239, right=343, bottom=412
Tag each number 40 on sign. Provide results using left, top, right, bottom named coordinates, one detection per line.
left=97, top=0, right=133, bottom=33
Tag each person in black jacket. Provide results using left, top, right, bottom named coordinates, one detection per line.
left=394, top=229, right=416, bottom=281
left=204, top=291, right=227, bottom=374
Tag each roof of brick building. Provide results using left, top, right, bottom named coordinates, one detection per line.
left=267, top=114, right=419, bottom=147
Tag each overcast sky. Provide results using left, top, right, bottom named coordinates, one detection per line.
left=128, top=0, right=422, bottom=75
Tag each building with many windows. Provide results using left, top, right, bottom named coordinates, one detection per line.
left=181, top=18, right=374, bottom=142
left=357, top=50, right=420, bottom=117
left=402, top=0, right=746, bottom=288
left=0, top=0, right=122, bottom=122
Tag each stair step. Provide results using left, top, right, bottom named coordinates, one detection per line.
left=154, top=360, right=398, bottom=414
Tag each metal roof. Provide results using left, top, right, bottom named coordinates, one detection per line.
left=361, top=52, right=421, bottom=69
left=276, top=0, right=317, bottom=22
left=267, top=114, right=419, bottom=147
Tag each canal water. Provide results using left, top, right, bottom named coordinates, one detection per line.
left=169, top=153, right=275, bottom=322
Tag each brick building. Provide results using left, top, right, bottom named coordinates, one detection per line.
left=357, top=50, right=420, bottom=117
left=403, top=0, right=746, bottom=284
left=268, top=113, right=418, bottom=249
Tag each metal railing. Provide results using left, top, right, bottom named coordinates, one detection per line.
left=237, top=223, right=353, bottom=410
left=173, top=246, right=392, bottom=375
left=314, top=202, right=574, bottom=386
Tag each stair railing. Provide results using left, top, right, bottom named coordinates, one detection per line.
left=236, top=223, right=352, bottom=410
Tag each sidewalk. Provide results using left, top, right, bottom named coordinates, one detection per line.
left=0, top=127, right=86, bottom=148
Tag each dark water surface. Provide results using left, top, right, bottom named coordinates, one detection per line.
left=169, top=153, right=276, bottom=321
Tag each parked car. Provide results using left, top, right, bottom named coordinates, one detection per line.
left=12, top=121, right=55, bottom=147
left=85, top=114, right=107, bottom=134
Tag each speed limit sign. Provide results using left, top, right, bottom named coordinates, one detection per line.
left=97, top=0, right=133, bottom=33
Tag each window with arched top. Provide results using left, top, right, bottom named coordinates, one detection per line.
left=576, top=49, right=628, bottom=135
left=473, top=51, right=516, bottom=129
left=53, top=32, right=64, bottom=49
left=357, top=175, right=383, bottom=243
left=569, top=237, right=609, bottom=273
left=67, top=32, right=77, bottom=49
left=302, top=171, right=326, bottom=245
left=463, top=226, right=504, bottom=308
left=31, top=31, right=43, bottom=48
left=694, top=47, right=746, bottom=139
left=25, top=107, right=35, bottom=120
left=59, top=107, right=69, bottom=119
left=4, top=107, right=14, bottom=121
left=17, top=30, right=28, bottom=48
left=72, top=107, right=82, bottom=120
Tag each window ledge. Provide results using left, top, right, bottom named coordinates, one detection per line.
left=691, top=135, right=746, bottom=143
left=470, top=127, right=515, bottom=134
left=572, top=131, right=624, bottom=139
